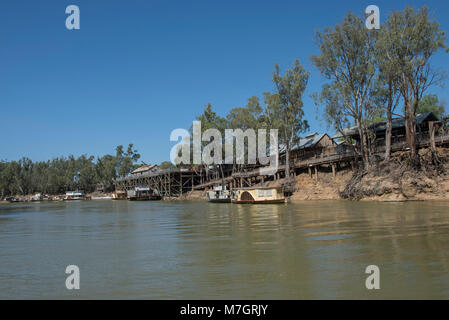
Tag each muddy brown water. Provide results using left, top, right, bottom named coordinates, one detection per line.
left=1, top=200, right=448, bottom=299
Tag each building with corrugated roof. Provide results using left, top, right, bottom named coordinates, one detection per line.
left=332, top=112, right=439, bottom=141
left=130, top=164, right=159, bottom=177
left=280, top=132, right=336, bottom=163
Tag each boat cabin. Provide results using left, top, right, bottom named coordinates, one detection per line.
left=112, top=190, right=127, bottom=200
left=206, top=185, right=231, bottom=203
left=231, top=187, right=285, bottom=204
left=64, top=191, right=85, bottom=201
left=127, top=185, right=161, bottom=201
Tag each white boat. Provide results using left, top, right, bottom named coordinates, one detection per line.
left=30, top=193, right=43, bottom=202
left=206, top=185, right=231, bottom=203
left=91, top=196, right=112, bottom=200
left=63, top=191, right=85, bottom=201
left=127, top=185, right=162, bottom=201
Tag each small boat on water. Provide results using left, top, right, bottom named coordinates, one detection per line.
left=112, top=190, right=127, bottom=200
left=91, top=196, right=112, bottom=200
left=231, top=187, right=286, bottom=204
left=127, top=186, right=162, bottom=201
left=63, top=191, right=85, bottom=201
left=206, top=185, right=231, bottom=203
left=30, top=193, right=43, bottom=202
left=6, top=197, right=20, bottom=203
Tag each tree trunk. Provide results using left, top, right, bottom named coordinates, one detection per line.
left=356, top=120, right=369, bottom=170
left=385, top=109, right=392, bottom=161
left=219, top=164, right=225, bottom=189
left=285, top=143, right=290, bottom=182
left=429, top=121, right=436, bottom=152
left=405, top=106, right=418, bottom=167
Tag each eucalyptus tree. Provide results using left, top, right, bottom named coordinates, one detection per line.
left=0, top=161, right=6, bottom=198
left=311, top=12, right=378, bottom=170
left=227, top=96, right=265, bottom=131
left=193, top=104, right=228, bottom=179
left=374, top=22, right=402, bottom=161
left=115, top=144, right=141, bottom=177
left=226, top=96, right=267, bottom=168
left=76, top=155, right=96, bottom=192
left=95, top=154, right=119, bottom=191
left=196, top=103, right=228, bottom=133
left=194, top=103, right=228, bottom=161
left=0, top=145, right=139, bottom=196
left=272, top=59, right=309, bottom=182
left=382, top=6, right=447, bottom=166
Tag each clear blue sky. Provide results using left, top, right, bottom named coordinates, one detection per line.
left=1, top=0, right=448, bottom=164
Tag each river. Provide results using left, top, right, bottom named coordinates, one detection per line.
left=0, top=200, right=448, bottom=299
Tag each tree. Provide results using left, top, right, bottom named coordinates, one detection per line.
left=226, top=96, right=267, bottom=167
left=116, top=144, right=141, bottom=177
left=227, top=96, right=265, bottom=131
left=312, top=12, right=378, bottom=170
left=196, top=103, right=228, bottom=133
left=0, top=161, right=6, bottom=198
left=0, top=144, right=140, bottom=196
left=77, top=155, right=96, bottom=192
left=375, top=21, right=402, bottom=161
left=95, top=154, right=118, bottom=191
left=194, top=104, right=228, bottom=180
left=417, top=94, right=445, bottom=118
left=159, top=161, right=176, bottom=170
left=383, top=6, right=447, bottom=166
left=272, top=59, right=309, bottom=183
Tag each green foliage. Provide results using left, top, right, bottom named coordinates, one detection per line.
left=195, top=103, right=228, bottom=134
left=379, top=5, right=448, bottom=163
left=0, top=144, right=141, bottom=197
left=227, top=96, right=265, bottom=130
left=159, top=161, right=176, bottom=170
left=311, top=12, right=378, bottom=130
left=272, top=59, right=310, bottom=145
left=384, top=6, right=447, bottom=118
left=417, top=94, right=446, bottom=118
left=311, top=12, right=378, bottom=168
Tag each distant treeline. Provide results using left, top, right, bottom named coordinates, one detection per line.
left=0, top=144, right=140, bottom=197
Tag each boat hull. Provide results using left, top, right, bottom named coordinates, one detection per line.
left=207, top=198, right=231, bottom=203
left=128, top=195, right=162, bottom=201
left=231, top=198, right=286, bottom=204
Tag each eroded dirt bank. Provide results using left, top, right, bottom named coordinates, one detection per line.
left=339, top=148, right=449, bottom=201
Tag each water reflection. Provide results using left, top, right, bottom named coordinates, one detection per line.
left=0, top=200, right=449, bottom=299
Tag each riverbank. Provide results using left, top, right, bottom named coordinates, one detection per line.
left=340, top=147, right=449, bottom=201
left=181, top=147, right=449, bottom=202
left=3, top=148, right=449, bottom=203
left=1, top=192, right=115, bottom=203
left=289, top=148, right=449, bottom=202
